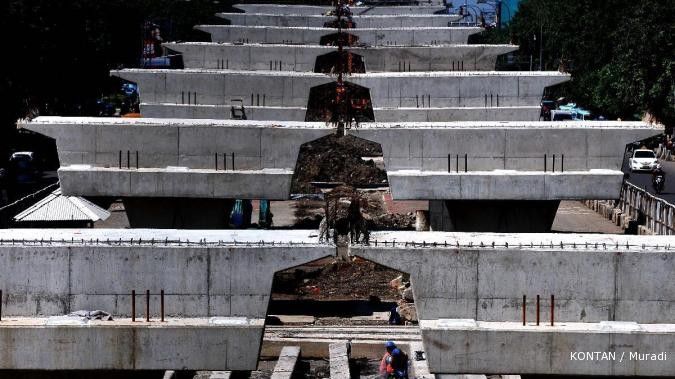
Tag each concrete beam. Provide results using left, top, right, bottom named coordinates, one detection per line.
left=0, top=317, right=264, bottom=371
left=111, top=69, right=570, bottom=108
left=386, top=170, right=625, bottom=200
left=57, top=166, right=294, bottom=199
left=350, top=121, right=660, bottom=172
left=233, top=4, right=448, bottom=16
left=217, top=13, right=462, bottom=28
left=353, top=231, right=675, bottom=323
left=23, top=116, right=331, bottom=168
left=164, top=42, right=518, bottom=72
left=270, top=346, right=301, bottom=379
left=329, top=342, right=351, bottom=379
left=195, top=25, right=481, bottom=46
left=0, top=229, right=331, bottom=318
left=140, top=103, right=540, bottom=122
left=421, top=319, right=675, bottom=376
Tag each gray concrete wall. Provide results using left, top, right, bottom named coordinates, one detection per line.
left=0, top=239, right=331, bottom=318
left=351, top=121, right=660, bottom=172
left=353, top=238, right=675, bottom=323
left=233, top=4, right=448, bottom=15
left=57, top=166, right=294, bottom=199
left=141, top=103, right=540, bottom=122
left=165, top=42, right=517, bottom=72
left=217, top=13, right=461, bottom=28
left=195, top=25, right=481, bottom=46
left=112, top=69, right=570, bottom=108
left=24, top=117, right=332, bottom=170
left=0, top=318, right=264, bottom=370
left=387, top=171, right=625, bottom=200
left=421, top=320, right=675, bottom=376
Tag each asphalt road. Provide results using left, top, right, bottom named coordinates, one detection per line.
left=623, top=157, right=675, bottom=204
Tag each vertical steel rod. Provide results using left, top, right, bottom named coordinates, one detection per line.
left=522, top=295, right=526, bottom=326
left=536, top=294, right=540, bottom=326
left=161, top=289, right=165, bottom=322
left=456, top=154, right=459, bottom=173
left=464, top=154, right=468, bottom=173
left=146, top=289, right=150, bottom=322
left=561, top=154, right=564, bottom=172
left=118, top=151, right=122, bottom=169
left=448, top=154, right=451, bottom=173
left=544, top=154, right=547, bottom=172
left=553, top=154, right=556, bottom=172
left=550, top=295, right=555, bottom=326
left=232, top=152, right=235, bottom=170
left=223, top=153, right=227, bottom=171
left=0, top=289, right=3, bottom=321
left=215, top=153, right=218, bottom=170
left=127, top=150, right=130, bottom=169
left=131, top=290, right=136, bottom=322
left=136, top=151, right=139, bottom=169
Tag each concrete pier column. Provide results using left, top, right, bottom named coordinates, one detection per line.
left=123, top=198, right=235, bottom=229
left=429, top=200, right=560, bottom=233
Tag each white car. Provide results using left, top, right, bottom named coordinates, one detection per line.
left=630, top=149, right=658, bottom=172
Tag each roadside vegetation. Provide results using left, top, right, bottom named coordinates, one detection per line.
left=474, top=0, right=673, bottom=129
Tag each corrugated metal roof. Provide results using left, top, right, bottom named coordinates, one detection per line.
left=13, top=188, right=110, bottom=223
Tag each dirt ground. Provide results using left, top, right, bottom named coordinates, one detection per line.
left=291, top=134, right=387, bottom=194
left=272, top=257, right=402, bottom=301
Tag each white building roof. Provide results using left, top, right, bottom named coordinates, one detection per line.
left=13, top=188, right=110, bottom=223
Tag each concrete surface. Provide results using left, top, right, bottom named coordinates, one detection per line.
left=421, top=319, right=675, bottom=376
left=388, top=170, right=625, bottom=200
left=140, top=103, right=540, bottom=122
left=351, top=121, right=660, bottom=174
left=353, top=231, right=675, bottom=323
left=111, top=69, right=569, bottom=109
left=270, top=346, right=301, bottom=379
left=57, top=166, right=295, bottom=199
left=328, top=342, right=351, bottom=379
left=217, top=13, right=462, bottom=28
left=196, top=25, right=481, bottom=46
left=165, top=42, right=517, bottom=72
left=23, top=117, right=332, bottom=171
left=552, top=200, right=624, bottom=234
left=0, top=229, right=331, bottom=318
left=0, top=317, right=264, bottom=370
left=233, top=4, right=448, bottom=15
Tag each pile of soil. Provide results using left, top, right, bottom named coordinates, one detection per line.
left=273, top=258, right=401, bottom=301
left=370, top=212, right=416, bottom=230
left=291, top=134, right=388, bottom=193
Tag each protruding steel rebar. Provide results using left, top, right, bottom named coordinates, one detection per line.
left=536, top=294, right=540, bottom=326
left=464, top=154, right=468, bottom=173
left=131, top=290, right=136, bottom=322
left=550, top=295, right=555, bottom=326
left=0, top=289, right=3, bottom=321
left=522, top=295, right=526, bottom=326
left=146, top=289, right=150, bottom=322
left=161, top=289, right=165, bottom=322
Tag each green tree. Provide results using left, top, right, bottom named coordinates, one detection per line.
left=504, top=0, right=674, bottom=126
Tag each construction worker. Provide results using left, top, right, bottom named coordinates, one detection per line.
left=388, top=348, right=409, bottom=379
left=379, top=341, right=396, bottom=378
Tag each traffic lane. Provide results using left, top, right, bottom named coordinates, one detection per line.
left=624, top=159, right=675, bottom=203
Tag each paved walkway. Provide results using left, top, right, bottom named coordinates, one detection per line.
left=552, top=200, right=623, bottom=234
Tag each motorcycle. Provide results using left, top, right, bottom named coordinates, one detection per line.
left=653, top=171, right=666, bottom=195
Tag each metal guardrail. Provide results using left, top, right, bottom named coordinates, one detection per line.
left=618, top=181, right=675, bottom=235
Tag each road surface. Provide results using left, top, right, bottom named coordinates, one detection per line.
left=624, top=158, right=675, bottom=204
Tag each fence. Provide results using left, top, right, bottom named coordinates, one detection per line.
left=588, top=181, right=675, bottom=235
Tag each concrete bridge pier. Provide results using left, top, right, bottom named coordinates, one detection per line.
left=123, top=198, right=236, bottom=229
left=429, top=200, right=561, bottom=232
